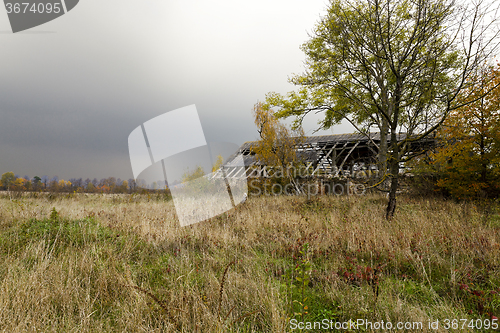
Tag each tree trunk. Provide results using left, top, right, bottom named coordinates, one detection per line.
left=480, top=134, right=487, bottom=184
left=385, top=160, right=399, bottom=219
left=386, top=131, right=400, bottom=219
left=379, top=117, right=389, bottom=175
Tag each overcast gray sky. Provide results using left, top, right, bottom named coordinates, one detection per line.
left=0, top=0, right=354, bottom=180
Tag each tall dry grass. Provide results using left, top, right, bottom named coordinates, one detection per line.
left=0, top=192, right=498, bottom=332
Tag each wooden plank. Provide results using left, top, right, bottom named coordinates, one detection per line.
left=312, top=142, right=338, bottom=175
left=338, top=141, right=360, bottom=171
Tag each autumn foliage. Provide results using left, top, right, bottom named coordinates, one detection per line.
left=422, top=63, right=500, bottom=199
left=251, top=102, right=306, bottom=194
left=0, top=173, right=153, bottom=195
left=251, top=102, right=304, bottom=169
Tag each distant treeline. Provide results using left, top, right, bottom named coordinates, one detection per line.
left=0, top=172, right=169, bottom=194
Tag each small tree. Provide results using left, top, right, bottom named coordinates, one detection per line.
left=11, top=178, right=27, bottom=192
left=127, top=179, right=137, bottom=193
left=212, top=155, right=225, bottom=173
left=117, top=180, right=129, bottom=193
left=1, top=172, right=15, bottom=191
left=58, top=179, right=71, bottom=192
left=32, top=176, right=42, bottom=191
left=86, top=182, right=96, bottom=193
left=424, top=63, right=500, bottom=199
left=181, top=166, right=210, bottom=194
left=252, top=102, right=305, bottom=194
left=182, top=166, right=205, bottom=183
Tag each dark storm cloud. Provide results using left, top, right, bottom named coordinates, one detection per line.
left=0, top=0, right=346, bottom=180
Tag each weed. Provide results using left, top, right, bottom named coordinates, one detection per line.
left=124, top=260, right=259, bottom=332
left=338, top=257, right=386, bottom=302
left=282, top=242, right=313, bottom=326
left=50, top=207, right=59, bottom=221
left=217, top=261, right=234, bottom=321
left=126, top=284, right=181, bottom=329
left=294, top=243, right=312, bottom=318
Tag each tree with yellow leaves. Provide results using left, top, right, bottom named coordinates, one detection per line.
left=428, top=63, right=500, bottom=199
left=211, top=155, right=224, bottom=173
left=11, top=178, right=27, bottom=192
left=252, top=102, right=305, bottom=194
left=1, top=172, right=15, bottom=191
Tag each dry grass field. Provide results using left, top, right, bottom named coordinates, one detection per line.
left=0, top=192, right=499, bottom=332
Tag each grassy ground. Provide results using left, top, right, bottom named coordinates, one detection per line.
left=0, top=192, right=499, bottom=332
